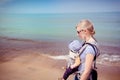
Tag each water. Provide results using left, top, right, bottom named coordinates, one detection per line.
left=0, top=12, right=120, bottom=64
left=0, top=12, right=120, bottom=46
left=0, top=13, right=120, bottom=45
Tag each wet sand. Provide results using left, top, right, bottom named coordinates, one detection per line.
left=0, top=36, right=120, bottom=80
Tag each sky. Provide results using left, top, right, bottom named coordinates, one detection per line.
left=0, top=0, right=120, bottom=14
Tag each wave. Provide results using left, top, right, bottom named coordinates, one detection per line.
left=49, top=54, right=120, bottom=65
left=97, top=54, right=120, bottom=64
left=49, top=55, right=68, bottom=60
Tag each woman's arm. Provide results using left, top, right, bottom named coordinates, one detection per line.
left=80, top=53, right=94, bottom=80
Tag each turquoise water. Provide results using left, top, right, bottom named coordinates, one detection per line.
left=0, top=12, right=120, bottom=47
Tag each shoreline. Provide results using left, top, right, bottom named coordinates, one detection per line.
left=0, top=36, right=119, bottom=64
left=0, top=36, right=120, bottom=54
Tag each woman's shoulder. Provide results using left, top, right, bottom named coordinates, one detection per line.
left=85, top=41, right=100, bottom=57
left=84, top=43, right=96, bottom=56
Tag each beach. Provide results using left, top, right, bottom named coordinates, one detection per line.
left=0, top=37, right=120, bottom=80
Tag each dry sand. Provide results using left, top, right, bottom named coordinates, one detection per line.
left=0, top=53, right=64, bottom=80
left=0, top=52, right=120, bottom=80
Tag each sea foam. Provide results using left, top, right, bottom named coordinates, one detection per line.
left=49, top=55, right=68, bottom=60
left=97, top=54, right=120, bottom=64
left=49, top=54, right=120, bottom=65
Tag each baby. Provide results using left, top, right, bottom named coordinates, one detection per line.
left=61, top=40, right=82, bottom=80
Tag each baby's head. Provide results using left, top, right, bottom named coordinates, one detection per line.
left=68, top=40, right=82, bottom=53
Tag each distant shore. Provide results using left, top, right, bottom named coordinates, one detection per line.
left=0, top=36, right=120, bottom=80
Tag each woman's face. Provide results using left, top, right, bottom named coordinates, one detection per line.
left=76, top=26, right=86, bottom=40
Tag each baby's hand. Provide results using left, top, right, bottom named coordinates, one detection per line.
left=70, top=65, right=74, bottom=69
left=61, top=66, right=67, bottom=70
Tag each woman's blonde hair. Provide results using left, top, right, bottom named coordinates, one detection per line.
left=76, top=19, right=95, bottom=35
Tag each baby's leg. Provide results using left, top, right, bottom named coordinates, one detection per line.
left=63, top=67, right=78, bottom=80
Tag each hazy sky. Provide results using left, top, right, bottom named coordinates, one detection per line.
left=0, top=0, right=120, bottom=13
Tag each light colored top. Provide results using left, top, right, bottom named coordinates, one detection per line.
left=78, top=42, right=99, bottom=74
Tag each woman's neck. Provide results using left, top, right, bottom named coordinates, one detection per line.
left=85, top=36, right=95, bottom=43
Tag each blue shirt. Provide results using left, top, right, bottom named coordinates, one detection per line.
left=78, top=43, right=98, bottom=74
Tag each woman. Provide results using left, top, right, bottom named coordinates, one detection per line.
left=70, top=19, right=99, bottom=80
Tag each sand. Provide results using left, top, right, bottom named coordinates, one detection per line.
left=0, top=53, right=120, bottom=80
left=0, top=37, right=120, bottom=80
left=0, top=53, right=63, bottom=80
